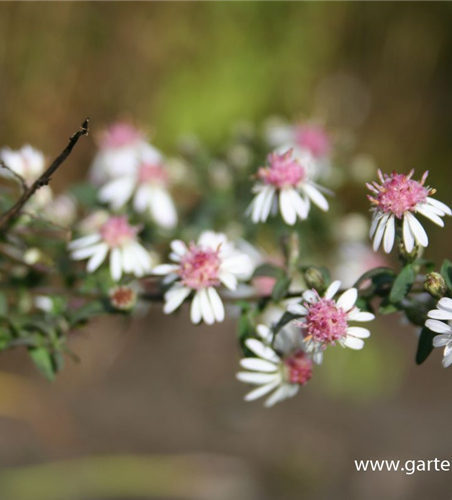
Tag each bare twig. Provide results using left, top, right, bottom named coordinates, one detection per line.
left=0, top=118, right=89, bottom=231
left=0, top=159, right=27, bottom=193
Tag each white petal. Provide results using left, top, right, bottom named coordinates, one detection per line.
left=337, top=288, right=358, bottom=312
left=170, top=240, right=187, bottom=257
left=99, top=177, right=135, bottom=209
left=279, top=189, right=297, bottom=225
left=86, top=243, right=109, bottom=272
left=287, top=304, right=308, bottom=316
left=249, top=189, right=264, bottom=223
left=427, top=309, right=452, bottom=321
left=133, top=185, right=151, bottom=213
left=369, top=212, right=383, bottom=238
left=163, top=286, right=191, bottom=314
left=237, top=372, right=280, bottom=385
left=383, top=215, right=395, bottom=254
left=264, top=384, right=292, bottom=407
left=207, top=287, right=225, bottom=322
left=403, top=214, right=415, bottom=253
left=261, top=186, right=276, bottom=222
left=348, top=309, right=375, bottom=322
left=426, top=197, right=452, bottom=216
left=343, top=335, right=365, bottom=350
left=190, top=292, right=202, bottom=324
left=71, top=242, right=107, bottom=260
left=240, top=358, right=278, bottom=372
left=110, top=247, right=123, bottom=281
left=219, top=272, right=238, bottom=291
left=416, top=205, right=445, bottom=227
left=325, top=280, right=341, bottom=300
left=198, top=288, right=215, bottom=325
left=288, top=189, right=308, bottom=220
left=68, top=234, right=101, bottom=250
left=153, top=264, right=180, bottom=275
left=346, top=326, right=371, bottom=339
left=406, top=212, right=428, bottom=247
left=245, top=339, right=280, bottom=362
left=438, top=297, right=452, bottom=312
left=433, top=335, right=452, bottom=348
left=372, top=213, right=389, bottom=251
left=256, top=324, right=273, bottom=342
left=426, top=319, right=452, bottom=334
left=149, top=187, right=178, bottom=229
left=302, top=290, right=317, bottom=303
left=243, top=380, right=280, bottom=401
left=302, top=183, right=329, bottom=211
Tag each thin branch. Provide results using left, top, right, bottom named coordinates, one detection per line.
left=0, top=118, right=89, bottom=231
left=0, top=159, right=27, bottom=193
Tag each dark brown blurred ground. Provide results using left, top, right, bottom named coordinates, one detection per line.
left=0, top=308, right=450, bottom=500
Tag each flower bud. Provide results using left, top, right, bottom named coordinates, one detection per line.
left=109, top=286, right=137, bottom=311
left=303, top=267, right=326, bottom=293
left=424, top=272, right=447, bottom=299
left=398, top=241, right=419, bottom=263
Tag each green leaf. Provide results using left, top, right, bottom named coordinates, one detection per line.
left=440, top=259, right=452, bottom=290
left=273, top=311, right=298, bottom=334
left=389, top=265, right=415, bottom=303
left=252, top=263, right=285, bottom=279
left=271, top=275, right=291, bottom=302
left=69, top=301, right=107, bottom=327
left=28, top=347, right=55, bottom=381
left=416, top=326, right=437, bottom=365
left=354, top=267, right=396, bottom=288
left=379, top=302, right=399, bottom=315
left=70, top=183, right=98, bottom=207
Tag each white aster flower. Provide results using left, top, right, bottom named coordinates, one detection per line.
left=153, top=231, right=253, bottom=325
left=0, top=145, right=52, bottom=210
left=0, top=145, right=45, bottom=184
left=237, top=323, right=314, bottom=407
left=248, top=148, right=330, bottom=226
left=287, top=280, right=374, bottom=357
left=426, top=297, right=452, bottom=368
left=368, top=169, right=451, bottom=254
left=266, top=121, right=332, bottom=180
left=69, top=215, right=152, bottom=281
left=89, top=122, right=148, bottom=185
left=99, top=144, right=177, bottom=229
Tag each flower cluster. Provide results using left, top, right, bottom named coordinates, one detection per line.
left=1, top=116, right=452, bottom=408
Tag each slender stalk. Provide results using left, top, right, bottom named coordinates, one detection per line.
left=0, top=118, right=89, bottom=231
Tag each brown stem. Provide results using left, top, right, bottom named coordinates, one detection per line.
left=0, top=118, right=89, bottom=231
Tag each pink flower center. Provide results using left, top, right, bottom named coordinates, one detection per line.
left=305, top=296, right=348, bottom=345
left=295, top=125, right=330, bottom=159
left=283, top=351, right=313, bottom=385
left=257, top=150, right=306, bottom=189
left=178, top=244, right=221, bottom=290
left=100, top=123, right=144, bottom=149
left=138, top=162, right=168, bottom=185
left=100, top=216, right=138, bottom=247
left=367, top=170, right=430, bottom=219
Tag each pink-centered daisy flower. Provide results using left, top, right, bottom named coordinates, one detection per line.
left=368, top=170, right=451, bottom=254
left=287, top=280, right=374, bottom=357
left=0, top=145, right=52, bottom=210
left=69, top=215, right=152, bottom=281
left=426, top=297, right=452, bottom=368
left=98, top=144, right=177, bottom=229
left=153, top=231, right=252, bottom=325
left=89, top=122, right=148, bottom=185
left=237, top=323, right=314, bottom=407
left=248, top=149, right=330, bottom=225
left=0, top=145, right=45, bottom=184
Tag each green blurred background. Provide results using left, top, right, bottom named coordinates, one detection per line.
left=0, top=2, right=452, bottom=500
